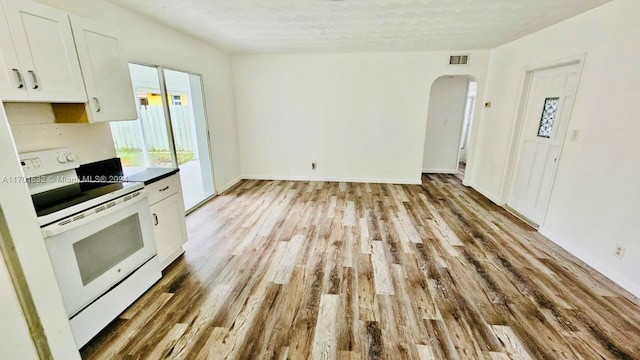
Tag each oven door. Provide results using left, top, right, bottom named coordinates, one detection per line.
left=41, top=190, right=157, bottom=317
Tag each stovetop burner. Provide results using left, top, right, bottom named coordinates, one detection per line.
left=19, top=151, right=145, bottom=226
left=32, top=182, right=142, bottom=222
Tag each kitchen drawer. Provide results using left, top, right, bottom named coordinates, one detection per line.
left=146, top=174, right=180, bottom=205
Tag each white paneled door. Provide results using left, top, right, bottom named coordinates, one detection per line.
left=507, top=63, right=580, bottom=225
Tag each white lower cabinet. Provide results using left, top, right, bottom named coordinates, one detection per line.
left=148, top=174, right=187, bottom=269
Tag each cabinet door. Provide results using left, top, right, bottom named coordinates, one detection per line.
left=150, top=192, right=187, bottom=269
left=70, top=15, right=137, bottom=122
left=2, top=0, right=86, bottom=102
left=0, top=3, right=27, bottom=100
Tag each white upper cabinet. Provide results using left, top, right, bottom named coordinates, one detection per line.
left=0, top=0, right=86, bottom=102
left=70, top=15, right=137, bottom=122
left=0, top=4, right=25, bottom=100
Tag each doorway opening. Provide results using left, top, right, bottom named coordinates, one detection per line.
left=422, top=75, right=478, bottom=177
left=506, top=57, right=584, bottom=226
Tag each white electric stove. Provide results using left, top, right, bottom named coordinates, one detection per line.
left=20, top=148, right=161, bottom=348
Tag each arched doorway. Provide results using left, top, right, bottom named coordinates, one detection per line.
left=422, top=75, right=477, bottom=176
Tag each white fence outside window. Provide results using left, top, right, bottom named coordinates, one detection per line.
left=110, top=105, right=194, bottom=152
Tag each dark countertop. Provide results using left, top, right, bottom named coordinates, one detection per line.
left=123, top=167, right=180, bottom=185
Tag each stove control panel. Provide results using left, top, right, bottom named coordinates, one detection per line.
left=19, top=148, right=79, bottom=178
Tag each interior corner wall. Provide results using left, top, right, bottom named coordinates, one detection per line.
left=231, top=51, right=489, bottom=184
left=470, top=0, right=640, bottom=296
left=34, top=0, right=241, bottom=193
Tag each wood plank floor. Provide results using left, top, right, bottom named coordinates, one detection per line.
left=81, top=174, right=640, bottom=359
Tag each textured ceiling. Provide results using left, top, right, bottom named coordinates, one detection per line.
left=108, top=0, right=613, bottom=54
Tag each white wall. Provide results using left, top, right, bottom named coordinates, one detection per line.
left=459, top=82, right=478, bottom=164
left=5, top=103, right=116, bottom=164
left=422, top=76, right=469, bottom=173
left=35, top=0, right=241, bottom=192
left=469, top=0, right=640, bottom=296
left=0, top=104, right=80, bottom=359
left=0, top=234, right=39, bottom=360
left=232, top=51, right=489, bottom=184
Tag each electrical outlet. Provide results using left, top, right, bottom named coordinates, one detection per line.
left=312, top=162, right=317, bottom=170
left=614, top=244, right=625, bottom=259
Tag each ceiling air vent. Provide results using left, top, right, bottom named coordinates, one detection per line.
left=449, top=54, right=470, bottom=66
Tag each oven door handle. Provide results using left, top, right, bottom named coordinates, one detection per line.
left=42, top=191, right=148, bottom=238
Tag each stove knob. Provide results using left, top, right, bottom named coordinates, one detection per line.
left=57, top=156, right=67, bottom=164
left=66, top=153, right=75, bottom=162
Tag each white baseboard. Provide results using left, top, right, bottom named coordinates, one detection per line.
left=217, top=176, right=242, bottom=194
left=465, top=181, right=503, bottom=205
left=241, top=174, right=421, bottom=185
left=538, top=227, right=640, bottom=299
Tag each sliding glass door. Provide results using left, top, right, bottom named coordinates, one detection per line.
left=163, top=69, right=215, bottom=210
left=110, top=63, right=216, bottom=211
left=110, top=63, right=172, bottom=168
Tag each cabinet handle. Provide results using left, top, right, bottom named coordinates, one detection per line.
left=158, top=186, right=170, bottom=192
left=153, top=213, right=158, bottom=226
left=12, top=69, right=24, bottom=88
left=28, top=70, right=38, bottom=89
left=93, top=97, right=101, bottom=112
